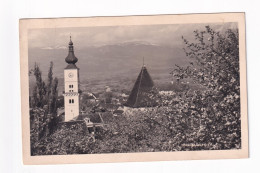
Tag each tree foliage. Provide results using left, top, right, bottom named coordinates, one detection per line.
left=168, top=26, right=241, bottom=149
left=30, top=62, right=60, bottom=150
left=32, top=63, right=47, bottom=108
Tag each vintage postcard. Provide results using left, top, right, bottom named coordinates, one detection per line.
left=20, top=13, right=248, bottom=164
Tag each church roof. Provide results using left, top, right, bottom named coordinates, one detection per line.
left=75, top=113, right=103, bottom=124
left=65, top=36, right=78, bottom=64
left=125, top=66, right=157, bottom=108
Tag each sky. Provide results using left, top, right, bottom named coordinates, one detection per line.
left=28, top=22, right=238, bottom=50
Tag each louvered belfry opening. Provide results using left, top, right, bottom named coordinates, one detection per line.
left=125, top=66, right=157, bottom=108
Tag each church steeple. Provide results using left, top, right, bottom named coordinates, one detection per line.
left=65, top=36, right=78, bottom=64
left=63, top=36, right=80, bottom=122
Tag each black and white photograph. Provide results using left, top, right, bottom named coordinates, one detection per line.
left=19, top=13, right=248, bottom=164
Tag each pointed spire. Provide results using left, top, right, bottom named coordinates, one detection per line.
left=69, top=35, right=73, bottom=46
left=65, top=36, right=78, bottom=64
left=125, top=65, right=156, bottom=108
left=143, top=57, right=145, bottom=67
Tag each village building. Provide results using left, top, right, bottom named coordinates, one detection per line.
left=121, top=93, right=129, bottom=98
left=105, top=86, right=111, bottom=92
left=113, top=105, right=124, bottom=116
left=159, top=90, right=175, bottom=96
left=84, top=92, right=99, bottom=103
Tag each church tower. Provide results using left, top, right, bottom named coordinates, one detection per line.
left=63, top=36, right=80, bottom=121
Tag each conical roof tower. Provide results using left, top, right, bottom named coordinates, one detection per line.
left=125, top=61, right=157, bottom=108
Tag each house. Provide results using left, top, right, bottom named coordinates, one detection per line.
left=159, top=91, right=175, bottom=96
left=105, top=86, right=111, bottom=92
left=73, top=113, right=105, bottom=133
left=121, top=93, right=129, bottom=98
left=83, top=92, right=99, bottom=103
left=113, top=105, right=124, bottom=116
left=111, top=97, right=120, bottom=105
left=57, top=107, right=65, bottom=116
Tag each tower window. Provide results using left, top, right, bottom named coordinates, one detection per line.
left=69, top=99, right=71, bottom=103
left=71, top=85, right=73, bottom=88
left=72, top=99, right=74, bottom=103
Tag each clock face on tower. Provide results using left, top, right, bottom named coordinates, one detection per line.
left=68, top=72, right=74, bottom=78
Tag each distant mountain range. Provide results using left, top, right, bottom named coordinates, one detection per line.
left=29, top=41, right=187, bottom=78
left=29, top=41, right=189, bottom=93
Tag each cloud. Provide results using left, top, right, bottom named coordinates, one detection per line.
left=41, top=46, right=53, bottom=50
left=41, top=45, right=67, bottom=50
left=54, top=45, right=67, bottom=49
